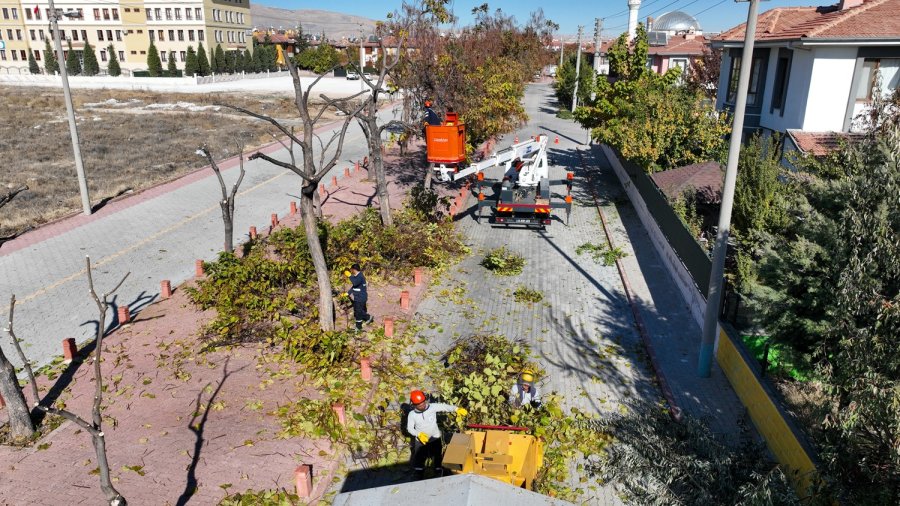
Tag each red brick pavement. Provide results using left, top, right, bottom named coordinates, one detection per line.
left=0, top=144, right=453, bottom=504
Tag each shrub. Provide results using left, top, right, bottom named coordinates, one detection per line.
left=481, top=247, right=525, bottom=276
left=513, top=285, right=543, bottom=303
left=575, top=242, right=628, bottom=266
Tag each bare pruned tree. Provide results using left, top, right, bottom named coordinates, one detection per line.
left=222, top=60, right=368, bottom=331
left=198, top=142, right=247, bottom=253
left=269, top=127, right=323, bottom=219
left=0, top=184, right=29, bottom=247
left=6, top=258, right=129, bottom=505
left=1, top=295, right=35, bottom=440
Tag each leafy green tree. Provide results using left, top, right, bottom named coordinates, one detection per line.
left=65, top=39, right=81, bottom=75
left=214, top=44, right=225, bottom=73
left=196, top=42, right=210, bottom=76
left=43, top=38, right=59, bottom=74
left=553, top=52, right=593, bottom=109
left=167, top=52, right=178, bottom=76
left=106, top=44, right=121, bottom=76
left=147, top=40, right=162, bottom=77
left=225, top=50, right=237, bottom=73
left=184, top=45, right=198, bottom=76
left=27, top=48, right=39, bottom=74
left=82, top=41, right=99, bottom=76
left=573, top=23, right=729, bottom=172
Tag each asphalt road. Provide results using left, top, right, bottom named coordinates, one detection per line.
left=0, top=96, right=400, bottom=370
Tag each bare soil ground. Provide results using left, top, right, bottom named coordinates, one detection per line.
left=0, top=86, right=340, bottom=237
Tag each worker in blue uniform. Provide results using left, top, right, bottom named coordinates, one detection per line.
left=346, top=263, right=373, bottom=330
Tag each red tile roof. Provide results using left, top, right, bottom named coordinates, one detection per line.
left=650, top=161, right=724, bottom=203
left=786, top=129, right=863, bottom=156
left=648, top=35, right=708, bottom=56
left=716, top=0, right=900, bottom=42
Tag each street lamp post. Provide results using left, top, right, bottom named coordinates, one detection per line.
left=697, top=0, right=763, bottom=377
left=48, top=0, right=92, bottom=215
left=571, top=25, right=583, bottom=112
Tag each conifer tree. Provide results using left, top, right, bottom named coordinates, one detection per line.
left=43, top=38, right=59, bottom=74
left=82, top=41, right=99, bottom=76
left=106, top=44, right=121, bottom=76
left=196, top=42, right=210, bottom=76
left=226, top=50, right=237, bottom=73
left=252, top=40, right=264, bottom=72
left=214, top=44, right=225, bottom=73
left=147, top=40, right=162, bottom=77
left=242, top=48, right=252, bottom=73
left=185, top=45, right=198, bottom=76
left=27, top=48, right=39, bottom=74
left=65, top=39, right=81, bottom=75
left=167, top=52, right=178, bottom=76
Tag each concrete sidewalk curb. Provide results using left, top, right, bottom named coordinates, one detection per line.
left=580, top=148, right=684, bottom=421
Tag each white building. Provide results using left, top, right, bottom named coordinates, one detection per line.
left=711, top=0, right=900, bottom=152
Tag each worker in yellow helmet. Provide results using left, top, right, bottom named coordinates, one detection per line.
left=509, top=369, right=542, bottom=408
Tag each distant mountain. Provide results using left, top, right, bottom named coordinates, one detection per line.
left=250, top=4, right=378, bottom=40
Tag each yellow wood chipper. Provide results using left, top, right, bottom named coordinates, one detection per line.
left=442, top=424, right=544, bottom=490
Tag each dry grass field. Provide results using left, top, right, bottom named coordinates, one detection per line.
left=0, top=86, right=339, bottom=237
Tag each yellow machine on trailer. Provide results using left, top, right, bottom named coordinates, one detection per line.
left=442, top=424, right=544, bottom=490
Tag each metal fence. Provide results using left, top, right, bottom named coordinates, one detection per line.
left=618, top=155, right=713, bottom=297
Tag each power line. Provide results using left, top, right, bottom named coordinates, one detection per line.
left=693, top=0, right=730, bottom=17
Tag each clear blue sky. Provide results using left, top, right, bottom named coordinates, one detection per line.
left=259, top=0, right=818, bottom=36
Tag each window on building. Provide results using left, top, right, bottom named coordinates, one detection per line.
left=186, top=9, right=193, bottom=20
left=39, top=30, right=44, bottom=40
left=119, top=50, right=125, bottom=61
left=19, top=49, right=25, bottom=60
left=726, top=55, right=764, bottom=107
left=112, top=9, right=119, bottom=20
left=140, top=50, right=146, bottom=55
left=168, top=29, right=174, bottom=41
left=16, top=29, right=22, bottom=40
left=189, top=30, right=195, bottom=41
left=115, top=30, right=121, bottom=41
left=855, top=58, right=900, bottom=102
left=6, top=29, right=12, bottom=40
left=11, top=7, right=18, bottom=20
left=0, top=50, right=6, bottom=61
left=34, top=50, right=40, bottom=60
left=103, top=8, right=109, bottom=20
left=35, top=8, right=40, bottom=20
left=196, top=8, right=202, bottom=20
left=98, top=29, right=105, bottom=41
left=180, top=50, right=186, bottom=62
left=2, top=8, right=8, bottom=20
left=125, top=8, right=131, bottom=13
left=146, top=8, right=152, bottom=20
left=25, top=7, right=31, bottom=20
left=12, top=50, right=18, bottom=61
left=29, top=29, right=35, bottom=40
left=100, top=49, right=106, bottom=62
left=165, top=8, right=172, bottom=20
left=82, top=30, right=87, bottom=41
left=155, top=8, right=161, bottom=20
left=199, top=30, right=204, bottom=41
left=106, top=30, right=112, bottom=41
left=160, top=51, right=166, bottom=62
left=175, top=8, right=181, bottom=20
left=178, top=30, right=184, bottom=41
left=94, top=8, right=101, bottom=20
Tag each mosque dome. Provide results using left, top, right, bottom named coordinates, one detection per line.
left=653, top=11, right=702, bottom=33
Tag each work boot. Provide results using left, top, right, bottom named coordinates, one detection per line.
left=365, top=315, right=375, bottom=325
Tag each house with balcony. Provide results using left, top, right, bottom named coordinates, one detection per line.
left=712, top=0, right=900, bottom=154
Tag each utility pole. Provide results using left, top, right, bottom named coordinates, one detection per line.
left=558, top=34, right=564, bottom=70
left=48, top=0, right=91, bottom=215
left=592, top=18, right=602, bottom=100
left=359, top=24, right=366, bottom=92
left=697, top=0, right=763, bottom=377
left=571, top=25, right=583, bottom=112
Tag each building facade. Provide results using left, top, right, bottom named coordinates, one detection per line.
left=0, top=0, right=251, bottom=73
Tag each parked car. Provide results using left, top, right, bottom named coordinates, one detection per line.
left=346, top=71, right=360, bottom=80
left=363, top=72, right=376, bottom=81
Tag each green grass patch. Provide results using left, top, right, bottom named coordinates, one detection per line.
left=575, top=242, right=628, bottom=266
left=741, top=334, right=809, bottom=381
left=481, top=247, right=525, bottom=276
left=513, top=285, right=544, bottom=303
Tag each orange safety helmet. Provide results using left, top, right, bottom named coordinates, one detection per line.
left=424, top=100, right=432, bottom=108
left=410, top=390, right=427, bottom=404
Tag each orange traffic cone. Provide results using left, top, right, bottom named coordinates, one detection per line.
left=514, top=135, right=519, bottom=143
left=554, top=136, right=560, bottom=144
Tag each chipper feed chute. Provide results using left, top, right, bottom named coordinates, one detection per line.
left=442, top=424, right=544, bottom=490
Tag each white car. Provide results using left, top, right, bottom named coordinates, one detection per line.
left=363, top=72, right=376, bottom=81
left=346, top=71, right=360, bottom=80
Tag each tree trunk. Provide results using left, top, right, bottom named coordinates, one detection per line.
left=300, top=188, right=334, bottom=331
left=423, top=164, right=434, bottom=189
left=220, top=200, right=233, bottom=253
left=368, top=118, right=393, bottom=227
left=0, top=349, right=34, bottom=441
left=313, top=188, right=323, bottom=220
left=94, top=432, right=127, bottom=505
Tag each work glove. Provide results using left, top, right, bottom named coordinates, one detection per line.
left=344, top=270, right=351, bottom=277
left=456, top=407, right=468, bottom=417
left=417, top=432, right=430, bottom=444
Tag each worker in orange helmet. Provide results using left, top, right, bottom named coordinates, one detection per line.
left=407, top=389, right=467, bottom=479
left=423, top=99, right=441, bottom=126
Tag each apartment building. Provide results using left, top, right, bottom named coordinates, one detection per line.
left=0, top=0, right=251, bottom=73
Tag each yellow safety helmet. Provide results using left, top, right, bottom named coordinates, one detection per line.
left=519, top=369, right=535, bottom=383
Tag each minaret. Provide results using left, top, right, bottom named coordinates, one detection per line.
left=627, top=0, right=642, bottom=40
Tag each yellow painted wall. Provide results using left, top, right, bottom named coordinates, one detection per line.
left=716, top=328, right=819, bottom=497
left=121, top=2, right=148, bottom=68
